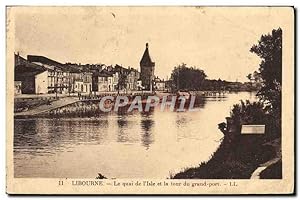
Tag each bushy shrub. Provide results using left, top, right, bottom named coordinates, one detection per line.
left=230, top=100, right=281, bottom=140
left=231, top=100, right=266, bottom=124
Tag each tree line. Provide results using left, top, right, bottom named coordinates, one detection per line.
left=169, top=63, right=259, bottom=92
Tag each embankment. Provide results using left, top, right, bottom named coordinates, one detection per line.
left=172, top=129, right=281, bottom=179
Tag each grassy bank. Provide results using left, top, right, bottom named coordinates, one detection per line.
left=172, top=131, right=281, bottom=179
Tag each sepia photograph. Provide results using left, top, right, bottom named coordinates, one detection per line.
left=6, top=6, right=294, bottom=194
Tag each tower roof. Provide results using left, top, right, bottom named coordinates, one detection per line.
left=140, top=43, right=154, bottom=66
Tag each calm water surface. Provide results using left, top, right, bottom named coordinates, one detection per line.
left=14, top=92, right=257, bottom=178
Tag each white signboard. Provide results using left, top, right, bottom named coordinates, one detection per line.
left=241, top=125, right=265, bottom=135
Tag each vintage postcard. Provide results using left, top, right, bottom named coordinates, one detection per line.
left=6, top=6, right=294, bottom=194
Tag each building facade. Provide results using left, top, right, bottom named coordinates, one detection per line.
left=126, top=68, right=140, bottom=91
left=98, top=74, right=110, bottom=92
left=15, top=54, right=49, bottom=94
left=35, top=71, right=48, bottom=94
left=154, top=77, right=166, bottom=91
left=14, top=53, right=142, bottom=95
left=27, top=55, right=71, bottom=94
left=14, top=81, right=22, bottom=95
left=74, top=72, right=93, bottom=93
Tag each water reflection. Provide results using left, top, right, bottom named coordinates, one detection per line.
left=117, top=117, right=129, bottom=143
left=14, top=92, right=257, bottom=178
left=140, top=112, right=155, bottom=149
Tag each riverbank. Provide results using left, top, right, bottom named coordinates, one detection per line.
left=14, top=96, right=79, bottom=117
left=14, top=92, right=155, bottom=116
left=172, top=130, right=281, bottom=179
left=14, top=91, right=228, bottom=117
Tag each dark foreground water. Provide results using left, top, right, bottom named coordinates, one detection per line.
left=14, top=92, right=257, bottom=178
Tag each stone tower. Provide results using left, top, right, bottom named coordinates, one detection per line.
left=140, top=43, right=155, bottom=91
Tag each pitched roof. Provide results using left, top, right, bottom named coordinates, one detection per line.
left=15, top=54, right=48, bottom=81
left=140, top=43, right=155, bottom=66
left=63, top=64, right=82, bottom=73
left=100, top=69, right=113, bottom=76
left=15, top=64, right=47, bottom=80
left=27, top=55, right=63, bottom=66
left=27, top=55, right=71, bottom=72
left=14, top=53, right=27, bottom=66
left=92, top=70, right=112, bottom=77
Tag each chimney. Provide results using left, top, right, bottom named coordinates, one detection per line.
left=16, top=52, right=20, bottom=65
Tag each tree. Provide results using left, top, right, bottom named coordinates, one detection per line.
left=250, top=28, right=282, bottom=116
left=246, top=73, right=252, bottom=82
left=116, top=72, right=128, bottom=94
left=252, top=71, right=262, bottom=83
left=170, top=63, right=207, bottom=91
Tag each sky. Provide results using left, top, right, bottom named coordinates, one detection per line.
left=12, top=7, right=287, bottom=82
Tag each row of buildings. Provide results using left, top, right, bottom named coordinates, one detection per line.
left=14, top=44, right=167, bottom=95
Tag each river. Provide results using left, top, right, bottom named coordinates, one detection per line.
left=14, top=92, right=257, bottom=178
